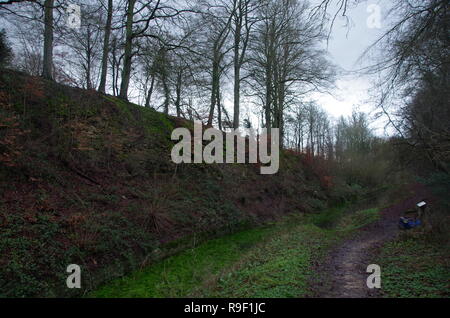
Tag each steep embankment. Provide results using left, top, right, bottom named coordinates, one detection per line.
left=0, top=70, right=335, bottom=297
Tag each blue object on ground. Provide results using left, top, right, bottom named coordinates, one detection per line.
left=399, top=217, right=421, bottom=229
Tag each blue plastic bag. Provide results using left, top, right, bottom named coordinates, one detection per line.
left=399, top=217, right=421, bottom=229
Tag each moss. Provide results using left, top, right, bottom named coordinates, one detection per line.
left=102, top=95, right=174, bottom=149
left=103, top=95, right=134, bottom=121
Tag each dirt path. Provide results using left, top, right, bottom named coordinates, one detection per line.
left=314, top=184, right=429, bottom=298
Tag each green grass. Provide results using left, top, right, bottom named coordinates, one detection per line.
left=196, top=223, right=340, bottom=297
left=90, top=225, right=275, bottom=297
left=376, top=236, right=450, bottom=298
left=91, top=204, right=381, bottom=298
left=103, top=94, right=175, bottom=138
left=336, top=208, right=380, bottom=231
left=308, top=205, right=380, bottom=230
left=309, top=205, right=346, bottom=228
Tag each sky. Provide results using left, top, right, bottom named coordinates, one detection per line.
left=311, top=0, right=391, bottom=135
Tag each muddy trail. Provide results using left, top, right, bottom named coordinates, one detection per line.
left=313, top=184, right=429, bottom=298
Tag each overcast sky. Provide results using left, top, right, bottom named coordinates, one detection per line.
left=312, top=0, right=391, bottom=135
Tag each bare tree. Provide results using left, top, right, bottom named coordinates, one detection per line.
left=0, top=0, right=66, bottom=80
left=248, top=0, right=334, bottom=142
left=41, top=0, right=54, bottom=79
left=118, top=0, right=196, bottom=100
left=60, top=4, right=104, bottom=90
left=232, top=0, right=258, bottom=129
left=363, top=0, right=449, bottom=173
left=98, top=0, right=113, bottom=93
left=198, top=1, right=236, bottom=126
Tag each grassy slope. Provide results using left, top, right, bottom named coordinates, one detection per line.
left=0, top=70, right=338, bottom=297
left=92, top=206, right=381, bottom=297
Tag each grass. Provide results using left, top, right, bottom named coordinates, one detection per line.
left=375, top=235, right=450, bottom=298
left=309, top=204, right=346, bottom=228
left=336, top=208, right=381, bottom=231
left=200, top=207, right=382, bottom=298
left=195, top=223, right=339, bottom=297
left=309, top=205, right=380, bottom=230
left=90, top=225, right=275, bottom=297
left=91, top=205, right=381, bottom=298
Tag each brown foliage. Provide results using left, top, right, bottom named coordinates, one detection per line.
left=0, top=92, right=29, bottom=167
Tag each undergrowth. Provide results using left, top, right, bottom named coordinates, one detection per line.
left=376, top=235, right=450, bottom=298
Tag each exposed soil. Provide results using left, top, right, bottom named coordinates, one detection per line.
left=314, top=184, right=430, bottom=298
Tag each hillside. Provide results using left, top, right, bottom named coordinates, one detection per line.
left=0, top=69, right=338, bottom=297
left=1, top=0, right=449, bottom=302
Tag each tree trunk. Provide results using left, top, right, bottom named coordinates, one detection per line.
left=208, top=53, right=220, bottom=126
left=145, top=74, right=155, bottom=108
left=86, top=25, right=92, bottom=90
left=42, top=0, right=54, bottom=80
left=175, top=70, right=182, bottom=117
left=162, top=71, right=170, bottom=115
left=233, top=12, right=242, bottom=129
left=217, top=88, right=222, bottom=130
left=112, top=57, right=116, bottom=95
left=112, top=38, right=120, bottom=96
left=264, top=72, right=272, bottom=132
left=278, top=80, right=285, bottom=147
left=119, top=0, right=136, bottom=100
left=98, top=0, right=113, bottom=93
